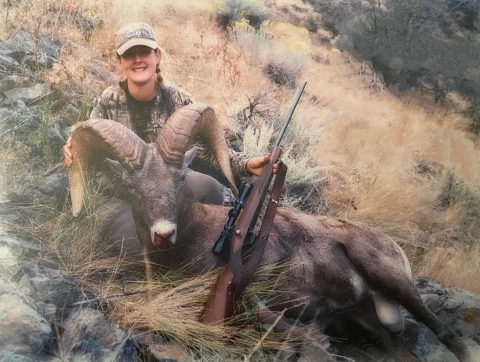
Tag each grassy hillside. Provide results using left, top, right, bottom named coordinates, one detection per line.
left=2, top=0, right=479, bottom=291
left=1, top=0, right=479, bottom=359
left=97, top=0, right=480, bottom=291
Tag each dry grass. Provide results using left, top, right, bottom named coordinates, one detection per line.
left=417, top=243, right=480, bottom=294
left=1, top=0, right=480, bottom=358
left=301, top=47, right=480, bottom=290
left=0, top=136, right=32, bottom=197
left=28, top=167, right=304, bottom=358
left=68, top=250, right=305, bottom=360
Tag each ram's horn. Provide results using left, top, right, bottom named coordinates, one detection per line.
left=156, top=102, right=238, bottom=195
left=68, top=119, right=147, bottom=216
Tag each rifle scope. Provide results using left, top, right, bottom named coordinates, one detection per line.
left=212, top=182, right=253, bottom=255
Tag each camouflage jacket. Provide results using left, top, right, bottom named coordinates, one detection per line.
left=89, top=81, right=251, bottom=179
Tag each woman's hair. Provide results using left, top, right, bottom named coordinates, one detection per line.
left=118, top=48, right=164, bottom=89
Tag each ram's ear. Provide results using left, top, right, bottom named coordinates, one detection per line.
left=183, top=147, right=197, bottom=169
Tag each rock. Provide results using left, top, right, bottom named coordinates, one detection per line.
left=0, top=107, right=16, bottom=121
left=415, top=278, right=480, bottom=361
left=0, top=53, right=21, bottom=70
left=149, top=342, right=189, bottom=362
left=36, top=301, right=57, bottom=325
left=4, top=83, right=52, bottom=104
left=0, top=233, right=43, bottom=261
left=16, top=262, right=80, bottom=307
left=5, top=30, right=59, bottom=69
left=38, top=172, right=68, bottom=197
left=0, top=279, right=52, bottom=361
left=0, top=244, right=21, bottom=277
left=0, top=74, right=31, bottom=93
left=61, top=307, right=137, bottom=361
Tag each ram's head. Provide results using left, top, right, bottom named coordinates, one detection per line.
left=68, top=103, right=237, bottom=250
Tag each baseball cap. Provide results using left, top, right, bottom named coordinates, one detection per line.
left=116, top=23, right=159, bottom=56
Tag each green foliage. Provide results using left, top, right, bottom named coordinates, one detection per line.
left=320, top=0, right=480, bottom=130
left=438, top=169, right=480, bottom=242
left=230, top=21, right=310, bottom=87
left=215, top=0, right=268, bottom=29
left=236, top=92, right=325, bottom=212
left=242, top=123, right=274, bottom=156
left=26, top=102, right=63, bottom=168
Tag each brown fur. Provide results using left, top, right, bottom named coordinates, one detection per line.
left=69, top=109, right=473, bottom=362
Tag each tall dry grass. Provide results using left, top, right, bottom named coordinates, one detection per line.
left=1, top=0, right=480, bottom=358
left=302, top=45, right=480, bottom=291
left=417, top=243, right=480, bottom=294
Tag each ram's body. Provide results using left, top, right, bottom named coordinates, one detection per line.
left=68, top=103, right=472, bottom=361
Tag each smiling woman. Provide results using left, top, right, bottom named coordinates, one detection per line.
left=63, top=22, right=271, bottom=184
left=118, top=46, right=160, bottom=96
left=116, top=23, right=162, bottom=102
left=61, top=22, right=275, bottom=252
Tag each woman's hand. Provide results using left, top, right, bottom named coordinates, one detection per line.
left=245, top=154, right=278, bottom=176
left=63, top=137, right=73, bottom=166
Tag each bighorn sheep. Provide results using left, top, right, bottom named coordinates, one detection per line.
left=68, top=102, right=472, bottom=361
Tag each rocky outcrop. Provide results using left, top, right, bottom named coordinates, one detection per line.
left=1, top=227, right=479, bottom=361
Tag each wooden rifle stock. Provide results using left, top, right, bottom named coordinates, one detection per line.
left=200, top=147, right=281, bottom=324
left=200, top=82, right=307, bottom=325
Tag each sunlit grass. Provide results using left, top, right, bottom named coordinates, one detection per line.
left=1, top=0, right=480, bottom=360
left=417, top=243, right=480, bottom=294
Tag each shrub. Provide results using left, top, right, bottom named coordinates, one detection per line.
left=215, top=0, right=268, bottom=29
left=230, top=89, right=325, bottom=212
left=230, top=21, right=310, bottom=87
left=438, top=169, right=480, bottom=242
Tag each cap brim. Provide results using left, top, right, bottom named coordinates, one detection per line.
left=117, top=39, right=158, bottom=55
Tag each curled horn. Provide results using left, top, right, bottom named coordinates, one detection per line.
left=68, top=119, right=147, bottom=216
left=157, top=102, right=238, bottom=195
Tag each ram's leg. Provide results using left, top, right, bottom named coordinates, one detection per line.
left=342, top=234, right=471, bottom=362
left=389, top=280, right=471, bottom=362
left=355, top=260, right=471, bottom=362
left=329, top=293, right=420, bottom=362
left=247, top=294, right=334, bottom=362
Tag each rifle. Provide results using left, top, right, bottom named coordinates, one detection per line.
left=200, top=81, right=307, bottom=325
left=212, top=182, right=254, bottom=257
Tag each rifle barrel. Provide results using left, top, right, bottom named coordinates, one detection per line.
left=274, top=81, right=307, bottom=146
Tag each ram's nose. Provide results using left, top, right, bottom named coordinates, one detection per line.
left=150, top=220, right=177, bottom=250
left=153, top=230, right=175, bottom=250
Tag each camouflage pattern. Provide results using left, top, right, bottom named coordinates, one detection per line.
left=89, top=81, right=251, bottom=179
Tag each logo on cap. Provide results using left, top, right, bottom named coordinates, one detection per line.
left=127, top=30, right=142, bottom=38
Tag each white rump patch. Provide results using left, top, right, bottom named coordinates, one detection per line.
left=351, top=271, right=368, bottom=300
left=372, top=290, right=405, bottom=333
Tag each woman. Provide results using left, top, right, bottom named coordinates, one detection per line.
left=63, top=23, right=274, bottom=255
left=63, top=22, right=272, bottom=204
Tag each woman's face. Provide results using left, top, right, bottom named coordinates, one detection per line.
left=118, top=45, right=160, bottom=87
